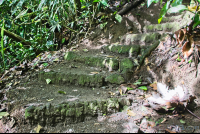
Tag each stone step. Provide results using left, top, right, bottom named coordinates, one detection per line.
left=143, top=11, right=193, bottom=33
left=37, top=63, right=130, bottom=87
left=64, top=51, right=119, bottom=71
left=7, top=80, right=131, bottom=126
left=101, top=43, right=140, bottom=57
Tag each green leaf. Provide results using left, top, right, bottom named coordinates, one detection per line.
left=115, top=14, right=122, bottom=23
left=43, top=63, right=48, bottom=67
left=46, top=79, right=51, bottom=84
left=100, top=0, right=109, bottom=7
left=155, top=118, right=164, bottom=126
left=93, top=0, right=100, bottom=2
left=0, top=112, right=9, bottom=119
left=127, top=87, right=133, bottom=90
left=133, top=81, right=141, bottom=85
left=81, top=6, right=86, bottom=9
left=58, top=91, right=66, bottom=94
left=147, top=0, right=159, bottom=7
left=138, top=86, right=147, bottom=90
left=82, top=48, right=88, bottom=52
left=167, top=5, right=187, bottom=13
left=158, top=0, right=171, bottom=24
left=180, top=119, right=185, bottom=124
left=169, top=107, right=175, bottom=110
left=193, top=14, right=200, bottom=29
left=62, top=38, right=65, bottom=44
left=171, top=0, right=183, bottom=7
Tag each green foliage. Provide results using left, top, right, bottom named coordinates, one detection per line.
left=138, top=86, right=147, bottom=91
left=1, top=19, right=5, bottom=71
left=115, top=14, right=122, bottom=23
left=147, top=0, right=200, bottom=30
left=0, top=0, right=109, bottom=73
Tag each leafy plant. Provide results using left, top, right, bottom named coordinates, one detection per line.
left=0, top=0, right=110, bottom=73
left=147, top=0, right=200, bottom=29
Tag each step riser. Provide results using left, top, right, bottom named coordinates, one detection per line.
left=38, top=71, right=105, bottom=87
left=25, top=98, right=130, bottom=126
left=64, top=52, right=119, bottom=71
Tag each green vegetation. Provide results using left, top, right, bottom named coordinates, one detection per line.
left=147, top=0, right=200, bottom=29
left=0, top=0, right=111, bottom=73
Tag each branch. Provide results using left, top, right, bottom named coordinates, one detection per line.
left=0, top=27, right=32, bottom=47
left=118, top=0, right=145, bottom=15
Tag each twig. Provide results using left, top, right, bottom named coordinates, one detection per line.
left=186, top=107, right=200, bottom=120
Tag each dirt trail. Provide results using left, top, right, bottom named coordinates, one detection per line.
left=1, top=0, right=200, bottom=133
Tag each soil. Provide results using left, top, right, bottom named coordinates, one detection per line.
left=1, top=0, right=200, bottom=133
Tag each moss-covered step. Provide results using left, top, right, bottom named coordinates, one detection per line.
left=38, top=65, right=127, bottom=87
left=7, top=78, right=131, bottom=126
left=64, top=51, right=119, bottom=71
left=144, top=11, right=193, bottom=33
left=24, top=97, right=131, bottom=126
left=121, top=33, right=162, bottom=44
left=101, top=44, right=140, bottom=57
left=162, top=14, right=183, bottom=22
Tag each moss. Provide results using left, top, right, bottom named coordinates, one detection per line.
left=66, top=108, right=75, bottom=116
left=75, top=107, right=83, bottom=117
left=120, top=58, right=134, bottom=73
left=64, top=51, right=77, bottom=60
left=25, top=106, right=35, bottom=119
left=105, top=73, right=125, bottom=84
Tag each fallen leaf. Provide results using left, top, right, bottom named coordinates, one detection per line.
left=182, top=41, right=193, bottom=59
left=127, top=110, right=136, bottom=117
left=119, top=89, right=122, bottom=95
left=82, top=48, right=88, bottom=52
left=46, top=79, right=51, bottom=84
left=150, top=82, right=157, bottom=90
left=90, top=72, right=99, bottom=74
left=58, top=91, right=66, bottom=94
left=47, top=98, right=54, bottom=101
left=180, top=119, right=185, bottom=124
left=138, top=86, right=147, bottom=91
left=34, top=124, right=42, bottom=133
left=108, top=91, right=115, bottom=96
left=0, top=112, right=9, bottom=119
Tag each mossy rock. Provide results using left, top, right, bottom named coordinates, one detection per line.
left=105, top=73, right=125, bottom=84
left=64, top=51, right=77, bottom=61
left=120, top=58, right=134, bottom=73
left=25, top=106, right=35, bottom=119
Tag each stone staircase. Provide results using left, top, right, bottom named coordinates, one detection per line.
left=6, top=10, right=193, bottom=128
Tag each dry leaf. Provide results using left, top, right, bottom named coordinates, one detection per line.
left=34, top=124, right=42, bottom=133
left=178, top=29, right=186, bottom=46
left=145, top=58, right=149, bottom=65
left=119, top=84, right=128, bottom=94
left=146, top=66, right=151, bottom=71
left=182, top=41, right=193, bottom=59
left=119, top=89, right=122, bottom=95
left=149, top=82, right=157, bottom=90
left=188, top=5, right=200, bottom=12
left=90, top=72, right=99, bottom=74
left=108, top=91, right=115, bottom=96
left=127, top=110, right=136, bottom=117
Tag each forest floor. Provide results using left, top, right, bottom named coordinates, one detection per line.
left=1, top=0, right=200, bottom=133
